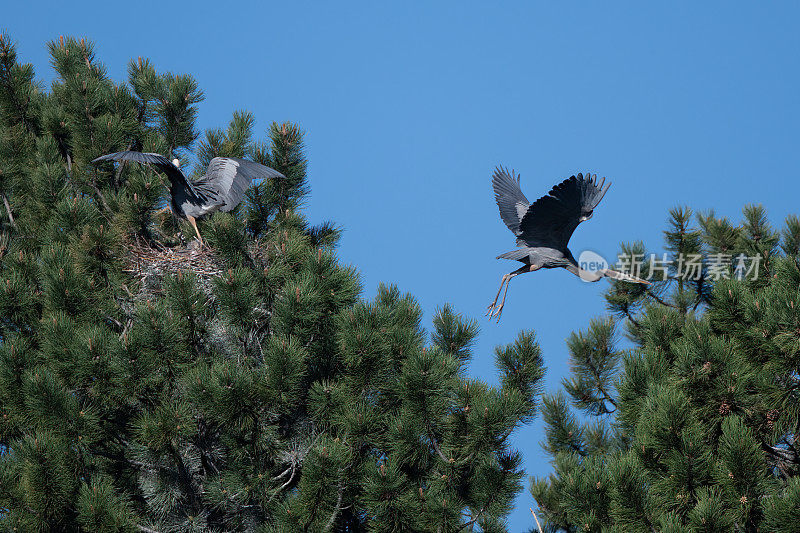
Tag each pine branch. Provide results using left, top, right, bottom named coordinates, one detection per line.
left=761, top=442, right=799, bottom=479
left=88, top=181, right=111, bottom=213
left=2, top=193, right=14, bottom=227
left=323, top=482, right=345, bottom=532
left=429, top=431, right=451, bottom=463
left=625, top=309, right=640, bottom=328
left=268, top=463, right=298, bottom=502
left=645, top=289, right=677, bottom=309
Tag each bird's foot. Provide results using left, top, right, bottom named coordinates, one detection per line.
left=491, top=303, right=505, bottom=322
left=486, top=302, right=504, bottom=321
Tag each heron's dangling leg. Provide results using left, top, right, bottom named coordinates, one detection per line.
left=486, top=274, right=511, bottom=316
left=487, top=265, right=533, bottom=321
left=186, top=215, right=204, bottom=246
left=491, top=274, right=516, bottom=322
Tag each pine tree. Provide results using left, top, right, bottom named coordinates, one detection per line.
left=531, top=206, right=800, bottom=532
left=0, top=33, right=547, bottom=532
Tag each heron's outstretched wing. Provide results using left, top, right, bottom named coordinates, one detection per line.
left=491, top=166, right=530, bottom=235
left=517, top=172, right=610, bottom=249
left=192, top=157, right=285, bottom=212
left=92, top=151, right=196, bottom=194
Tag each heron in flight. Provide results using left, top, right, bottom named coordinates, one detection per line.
left=487, top=167, right=648, bottom=320
left=93, top=151, right=285, bottom=245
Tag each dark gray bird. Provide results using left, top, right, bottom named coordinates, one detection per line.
left=93, top=151, right=285, bottom=244
left=487, top=166, right=648, bottom=320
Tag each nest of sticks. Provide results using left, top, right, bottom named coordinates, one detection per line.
left=123, top=238, right=225, bottom=296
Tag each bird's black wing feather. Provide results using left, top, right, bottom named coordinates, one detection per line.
left=193, top=157, right=285, bottom=212
left=517, top=172, right=610, bottom=249
left=92, top=151, right=196, bottom=195
left=491, top=166, right=530, bottom=235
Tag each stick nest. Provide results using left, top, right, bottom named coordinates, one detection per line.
left=123, top=239, right=225, bottom=296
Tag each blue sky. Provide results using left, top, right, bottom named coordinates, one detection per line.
left=6, top=1, right=800, bottom=530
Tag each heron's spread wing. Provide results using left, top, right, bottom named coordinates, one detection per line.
left=193, top=158, right=286, bottom=212
left=517, top=172, right=610, bottom=249
left=92, top=151, right=195, bottom=195
left=491, top=166, right=530, bottom=235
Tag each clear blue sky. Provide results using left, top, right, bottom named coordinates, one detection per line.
left=6, top=2, right=800, bottom=530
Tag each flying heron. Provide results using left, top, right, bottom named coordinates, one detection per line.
left=487, top=166, right=648, bottom=320
left=92, top=151, right=285, bottom=245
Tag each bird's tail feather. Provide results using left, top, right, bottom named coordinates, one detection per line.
left=496, top=249, right=530, bottom=261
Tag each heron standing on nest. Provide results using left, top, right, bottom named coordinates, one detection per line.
left=92, top=151, right=285, bottom=245
left=487, top=166, right=649, bottom=320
